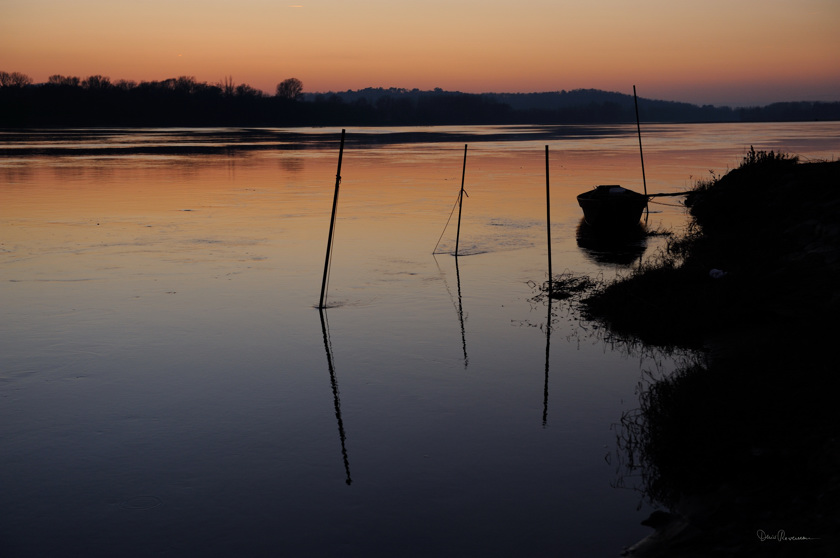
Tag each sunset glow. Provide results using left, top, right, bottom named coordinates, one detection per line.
left=2, top=0, right=839, bottom=106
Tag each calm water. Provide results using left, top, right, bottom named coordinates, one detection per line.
left=2, top=123, right=838, bottom=557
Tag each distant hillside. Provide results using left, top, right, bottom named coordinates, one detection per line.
left=485, top=89, right=734, bottom=122
left=306, top=87, right=717, bottom=120
left=307, top=88, right=840, bottom=124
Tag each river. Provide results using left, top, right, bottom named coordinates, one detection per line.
left=1, top=123, right=838, bottom=557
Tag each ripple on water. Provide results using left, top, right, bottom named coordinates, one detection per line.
left=120, top=496, right=162, bottom=510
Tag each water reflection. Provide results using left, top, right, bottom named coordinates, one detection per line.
left=575, top=219, right=648, bottom=266
left=318, top=308, right=352, bottom=485
left=454, top=256, right=468, bottom=368
left=543, top=295, right=552, bottom=427
left=279, top=157, right=305, bottom=174
left=434, top=254, right=469, bottom=368
left=4, top=124, right=839, bottom=557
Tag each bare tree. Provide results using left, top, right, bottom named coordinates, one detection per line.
left=275, top=78, right=303, bottom=101
left=219, top=75, right=235, bottom=97
left=174, top=76, right=198, bottom=93
left=82, top=75, right=111, bottom=89
left=48, top=75, right=81, bottom=87
left=0, top=71, right=33, bottom=87
left=114, top=79, right=137, bottom=91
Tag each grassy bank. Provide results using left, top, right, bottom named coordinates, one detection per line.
left=584, top=149, right=839, bottom=348
left=578, top=151, right=840, bottom=556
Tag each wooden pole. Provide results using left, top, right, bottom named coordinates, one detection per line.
left=318, top=129, right=346, bottom=309
left=545, top=145, right=552, bottom=294
left=454, top=144, right=467, bottom=257
left=633, top=86, right=649, bottom=213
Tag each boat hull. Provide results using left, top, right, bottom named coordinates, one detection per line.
left=576, top=185, right=647, bottom=229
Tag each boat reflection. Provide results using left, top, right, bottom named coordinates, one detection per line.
left=575, top=219, right=647, bottom=266
left=318, top=308, right=353, bottom=485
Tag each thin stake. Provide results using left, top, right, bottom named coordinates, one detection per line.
left=545, top=145, right=552, bottom=294
left=633, top=86, right=649, bottom=215
left=454, top=144, right=467, bottom=257
left=318, top=129, right=346, bottom=309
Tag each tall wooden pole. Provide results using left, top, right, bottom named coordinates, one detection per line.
left=633, top=86, right=649, bottom=213
left=545, top=145, right=552, bottom=294
left=318, top=129, right=346, bottom=309
left=454, top=144, right=467, bottom=257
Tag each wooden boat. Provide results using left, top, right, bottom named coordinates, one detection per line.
left=576, top=87, right=652, bottom=231
left=576, top=185, right=648, bottom=229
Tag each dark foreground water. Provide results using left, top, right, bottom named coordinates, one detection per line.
left=2, top=123, right=838, bottom=557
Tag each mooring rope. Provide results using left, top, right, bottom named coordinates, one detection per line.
left=432, top=190, right=464, bottom=254
left=648, top=199, right=685, bottom=208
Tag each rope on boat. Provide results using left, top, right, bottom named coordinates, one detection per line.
left=647, top=191, right=688, bottom=208
left=648, top=198, right=685, bottom=208
left=646, top=191, right=688, bottom=197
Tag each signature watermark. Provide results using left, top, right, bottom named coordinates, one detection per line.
left=757, top=529, right=819, bottom=542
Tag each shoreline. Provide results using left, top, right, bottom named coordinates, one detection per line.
left=576, top=152, right=839, bottom=556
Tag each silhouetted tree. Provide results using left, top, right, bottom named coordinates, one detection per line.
left=162, top=76, right=200, bottom=94
left=219, top=76, right=235, bottom=97
left=276, top=78, right=303, bottom=100
left=0, top=71, right=33, bottom=87
left=82, top=75, right=111, bottom=90
left=114, top=79, right=137, bottom=91
left=235, top=83, right=263, bottom=98
left=47, top=74, right=80, bottom=87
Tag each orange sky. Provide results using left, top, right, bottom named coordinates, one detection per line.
left=2, top=0, right=839, bottom=106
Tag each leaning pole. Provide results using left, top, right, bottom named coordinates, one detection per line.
left=318, top=129, right=346, bottom=309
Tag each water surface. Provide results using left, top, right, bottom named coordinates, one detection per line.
left=2, top=123, right=838, bottom=557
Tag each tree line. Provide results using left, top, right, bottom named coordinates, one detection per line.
left=2, top=71, right=838, bottom=127
left=0, top=73, right=307, bottom=127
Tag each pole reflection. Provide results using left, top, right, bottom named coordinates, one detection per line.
left=543, top=294, right=552, bottom=427
left=454, top=255, right=468, bottom=369
left=318, top=308, right=352, bottom=485
left=434, top=255, right=469, bottom=369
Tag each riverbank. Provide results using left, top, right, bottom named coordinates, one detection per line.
left=580, top=151, right=840, bottom=556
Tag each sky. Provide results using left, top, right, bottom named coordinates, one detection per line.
left=2, top=0, right=839, bottom=106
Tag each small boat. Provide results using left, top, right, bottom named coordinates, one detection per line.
left=576, top=87, right=653, bottom=231
left=576, top=185, right=648, bottom=229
